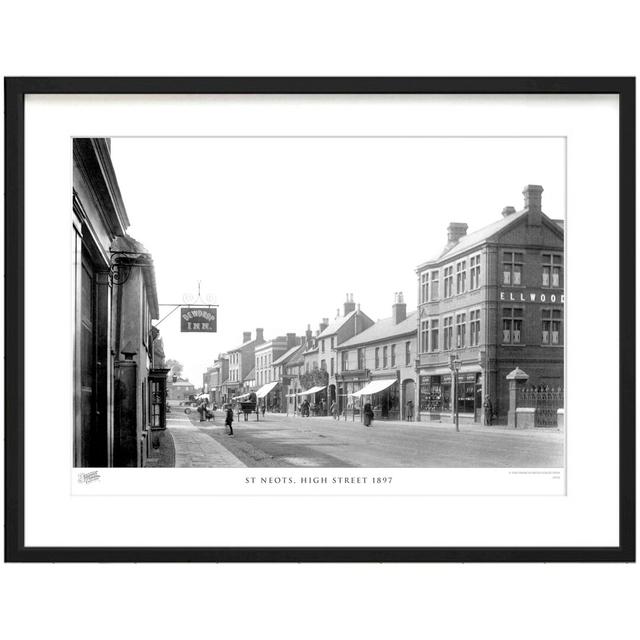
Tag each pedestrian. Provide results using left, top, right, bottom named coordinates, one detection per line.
left=406, top=399, right=414, bottom=421
left=198, top=400, right=206, bottom=422
left=225, top=404, right=234, bottom=436
left=363, top=402, right=374, bottom=427
left=261, top=401, right=266, bottom=417
left=330, top=400, right=338, bottom=419
left=483, top=394, right=494, bottom=426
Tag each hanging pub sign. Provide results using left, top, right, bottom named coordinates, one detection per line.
left=180, top=307, right=217, bottom=333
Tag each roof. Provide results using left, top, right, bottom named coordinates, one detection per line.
left=338, top=311, right=418, bottom=349
left=243, top=367, right=255, bottom=382
left=317, top=309, right=374, bottom=339
left=417, top=209, right=564, bottom=268
left=228, top=338, right=256, bottom=353
left=272, top=343, right=305, bottom=366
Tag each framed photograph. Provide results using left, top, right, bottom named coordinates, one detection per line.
left=4, top=77, right=635, bottom=562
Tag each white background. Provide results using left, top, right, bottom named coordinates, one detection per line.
left=1, top=2, right=638, bottom=640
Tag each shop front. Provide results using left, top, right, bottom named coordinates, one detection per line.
left=419, top=370, right=482, bottom=423
left=351, top=377, right=399, bottom=421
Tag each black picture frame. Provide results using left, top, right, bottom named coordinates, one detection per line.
left=4, top=77, right=635, bottom=563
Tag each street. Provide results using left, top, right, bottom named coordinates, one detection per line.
left=162, top=409, right=564, bottom=468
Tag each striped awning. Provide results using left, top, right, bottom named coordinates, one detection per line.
left=256, top=381, right=279, bottom=399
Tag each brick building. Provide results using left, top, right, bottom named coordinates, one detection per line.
left=337, top=292, right=417, bottom=420
left=415, top=185, right=564, bottom=424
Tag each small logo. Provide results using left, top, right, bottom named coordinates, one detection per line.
left=77, top=470, right=101, bottom=484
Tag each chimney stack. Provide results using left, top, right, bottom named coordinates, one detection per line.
left=305, top=324, right=312, bottom=346
left=319, top=318, right=329, bottom=333
left=392, top=291, right=407, bottom=324
left=344, top=293, right=356, bottom=316
left=501, top=206, right=516, bottom=217
left=286, top=332, right=297, bottom=349
left=255, top=328, right=265, bottom=344
left=447, top=222, right=468, bottom=244
left=523, top=184, right=543, bottom=211
left=242, top=331, right=251, bottom=343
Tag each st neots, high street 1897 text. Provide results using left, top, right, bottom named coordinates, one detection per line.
left=245, top=475, right=393, bottom=485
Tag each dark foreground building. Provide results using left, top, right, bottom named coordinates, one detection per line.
left=415, top=185, right=564, bottom=424
left=73, top=138, right=165, bottom=467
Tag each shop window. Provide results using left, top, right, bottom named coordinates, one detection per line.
left=456, top=260, right=467, bottom=294
left=469, top=309, right=481, bottom=346
left=542, top=253, right=563, bottom=288
left=502, top=307, right=523, bottom=344
left=443, top=266, right=454, bottom=298
left=470, top=254, right=481, bottom=289
left=430, top=319, right=439, bottom=352
left=503, top=252, right=523, bottom=285
left=456, top=373, right=478, bottom=414
left=455, top=313, right=466, bottom=348
left=391, top=344, right=396, bottom=367
left=383, top=346, right=388, bottom=368
left=405, top=341, right=411, bottom=365
left=542, top=308, right=562, bottom=344
left=419, top=374, right=451, bottom=412
left=443, top=316, right=453, bottom=351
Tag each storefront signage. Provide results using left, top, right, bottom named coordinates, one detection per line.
left=180, top=307, right=217, bottom=332
left=500, top=290, right=564, bottom=304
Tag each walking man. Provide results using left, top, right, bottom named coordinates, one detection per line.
left=225, top=404, right=234, bottom=436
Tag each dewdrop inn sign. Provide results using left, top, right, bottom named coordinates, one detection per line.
left=180, top=307, right=217, bottom=333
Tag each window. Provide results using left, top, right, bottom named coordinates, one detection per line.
left=405, top=341, right=411, bottom=365
left=503, top=252, right=523, bottom=285
left=431, top=270, right=439, bottom=299
left=469, top=309, right=481, bottom=346
left=383, top=346, right=388, bottom=368
left=502, top=307, right=523, bottom=343
left=375, top=347, right=380, bottom=369
left=443, top=266, right=454, bottom=298
left=421, top=272, right=429, bottom=303
left=456, top=260, right=467, bottom=294
left=542, top=309, right=562, bottom=344
left=313, top=361, right=318, bottom=370
left=330, top=336, right=335, bottom=349
left=391, top=344, right=396, bottom=367
left=357, top=348, right=365, bottom=370
left=470, top=254, right=481, bottom=289
left=321, top=339, right=325, bottom=353
left=330, top=358, right=334, bottom=375
left=321, top=359, right=326, bottom=371
left=443, top=316, right=453, bottom=350
left=455, top=313, right=466, bottom=348
left=342, top=351, right=349, bottom=371
left=430, top=319, right=439, bottom=352
left=542, top=253, right=563, bottom=288
left=419, top=374, right=451, bottom=412
left=420, top=320, right=429, bottom=353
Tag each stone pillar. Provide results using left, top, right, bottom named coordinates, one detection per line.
left=506, top=366, right=529, bottom=428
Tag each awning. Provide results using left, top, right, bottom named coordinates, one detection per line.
left=256, top=381, right=279, bottom=399
left=351, top=378, right=397, bottom=397
left=299, top=385, right=327, bottom=396
left=232, top=392, right=251, bottom=401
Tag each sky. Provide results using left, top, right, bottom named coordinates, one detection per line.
left=110, top=137, right=565, bottom=383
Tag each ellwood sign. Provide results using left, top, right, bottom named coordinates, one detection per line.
left=180, top=307, right=217, bottom=333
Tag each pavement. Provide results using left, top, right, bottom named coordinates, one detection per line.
left=165, top=410, right=245, bottom=468
left=165, top=409, right=565, bottom=469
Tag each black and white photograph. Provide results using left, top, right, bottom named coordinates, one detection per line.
left=73, top=135, right=565, bottom=473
